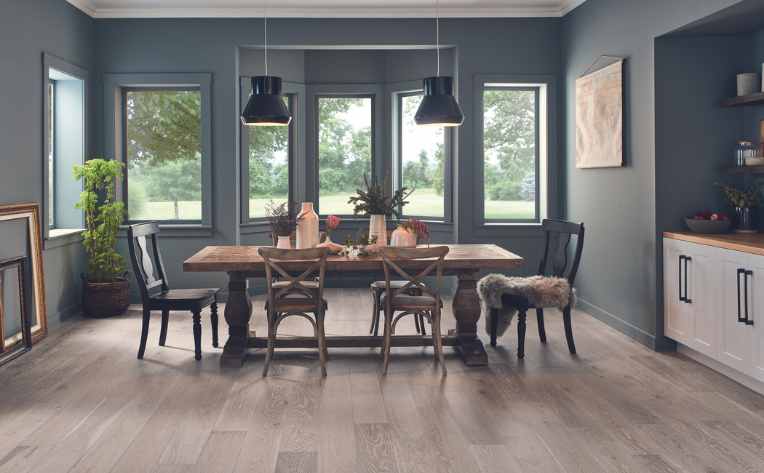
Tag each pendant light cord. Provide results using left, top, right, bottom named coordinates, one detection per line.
left=264, top=0, right=269, bottom=77
left=436, top=0, right=440, bottom=76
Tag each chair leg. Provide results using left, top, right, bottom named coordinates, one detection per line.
left=432, top=308, right=446, bottom=376
left=382, top=307, right=393, bottom=375
left=517, top=310, right=527, bottom=359
left=137, top=307, right=151, bottom=359
left=414, top=311, right=422, bottom=334
left=316, top=312, right=328, bottom=377
left=158, top=309, right=169, bottom=346
left=263, top=311, right=276, bottom=377
left=370, top=288, right=379, bottom=335
left=536, top=308, right=547, bottom=344
left=419, top=312, right=427, bottom=336
left=192, top=310, right=202, bottom=361
left=211, top=302, right=219, bottom=348
left=490, top=308, right=499, bottom=347
left=563, top=306, right=576, bottom=355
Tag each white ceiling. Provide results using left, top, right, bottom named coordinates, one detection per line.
left=66, top=0, right=587, bottom=18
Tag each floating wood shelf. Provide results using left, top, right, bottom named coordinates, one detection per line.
left=727, top=165, right=764, bottom=175
left=721, top=92, right=764, bottom=107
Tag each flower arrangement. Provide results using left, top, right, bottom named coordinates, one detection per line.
left=717, top=183, right=761, bottom=208
left=399, top=218, right=430, bottom=242
left=348, top=174, right=413, bottom=217
left=265, top=201, right=295, bottom=238
left=325, top=215, right=341, bottom=236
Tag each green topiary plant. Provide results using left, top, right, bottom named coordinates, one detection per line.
left=348, top=174, right=413, bottom=218
left=74, top=159, right=126, bottom=283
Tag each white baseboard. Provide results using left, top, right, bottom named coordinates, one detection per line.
left=677, top=344, right=764, bottom=396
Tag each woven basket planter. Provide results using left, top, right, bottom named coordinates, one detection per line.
left=82, top=277, right=129, bottom=318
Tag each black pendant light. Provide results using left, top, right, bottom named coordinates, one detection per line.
left=240, top=4, right=291, bottom=127
left=414, top=0, right=464, bottom=127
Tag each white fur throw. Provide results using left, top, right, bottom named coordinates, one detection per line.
left=477, top=274, right=574, bottom=337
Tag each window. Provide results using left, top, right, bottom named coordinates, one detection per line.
left=317, top=96, right=373, bottom=215
left=123, top=88, right=203, bottom=222
left=43, top=54, right=87, bottom=240
left=247, top=95, right=293, bottom=220
left=482, top=84, right=546, bottom=223
left=397, top=92, right=446, bottom=219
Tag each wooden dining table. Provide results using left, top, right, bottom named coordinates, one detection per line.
left=183, top=244, right=523, bottom=367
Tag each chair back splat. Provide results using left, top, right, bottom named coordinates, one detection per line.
left=379, top=246, right=450, bottom=300
left=127, top=222, right=169, bottom=303
left=537, top=219, right=585, bottom=286
left=258, top=247, right=329, bottom=311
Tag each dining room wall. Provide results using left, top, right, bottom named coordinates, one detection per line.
left=562, top=0, right=745, bottom=349
left=0, top=0, right=94, bottom=326
left=93, top=17, right=562, bottom=299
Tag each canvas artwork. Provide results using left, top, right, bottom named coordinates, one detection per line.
left=575, top=59, right=624, bottom=169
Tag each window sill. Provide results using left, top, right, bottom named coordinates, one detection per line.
left=45, top=228, right=84, bottom=250
left=118, top=224, right=214, bottom=238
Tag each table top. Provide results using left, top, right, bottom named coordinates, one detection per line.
left=183, top=244, right=524, bottom=273
left=664, top=231, right=764, bottom=257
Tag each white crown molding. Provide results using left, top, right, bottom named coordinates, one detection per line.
left=66, top=0, right=587, bottom=19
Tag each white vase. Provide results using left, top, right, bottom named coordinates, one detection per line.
left=390, top=226, right=417, bottom=248
left=369, top=214, right=387, bottom=246
left=296, top=202, right=319, bottom=249
left=276, top=235, right=291, bottom=249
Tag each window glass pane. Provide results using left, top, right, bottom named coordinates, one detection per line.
left=318, top=97, right=372, bottom=215
left=248, top=96, right=291, bottom=219
left=400, top=94, right=445, bottom=218
left=125, top=89, right=202, bottom=221
left=483, top=88, right=537, bottom=221
left=48, top=81, right=55, bottom=228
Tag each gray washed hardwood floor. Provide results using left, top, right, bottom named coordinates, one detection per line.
left=1, top=288, right=764, bottom=473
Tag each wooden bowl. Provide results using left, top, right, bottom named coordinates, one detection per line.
left=685, top=218, right=731, bottom=234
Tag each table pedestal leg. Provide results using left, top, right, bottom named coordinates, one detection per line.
left=453, top=270, right=488, bottom=366
left=221, top=271, right=252, bottom=367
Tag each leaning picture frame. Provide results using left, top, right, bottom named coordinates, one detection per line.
left=0, top=257, right=33, bottom=366
left=0, top=203, right=47, bottom=344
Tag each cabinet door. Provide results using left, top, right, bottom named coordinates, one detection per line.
left=687, top=247, right=721, bottom=358
left=720, top=255, right=753, bottom=373
left=664, top=240, right=690, bottom=344
left=750, top=259, right=764, bottom=382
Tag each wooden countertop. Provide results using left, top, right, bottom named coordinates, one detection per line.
left=664, top=231, right=764, bottom=256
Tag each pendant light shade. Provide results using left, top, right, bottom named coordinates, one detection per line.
left=415, top=0, right=464, bottom=127
left=414, top=76, right=463, bottom=127
left=241, top=76, right=291, bottom=127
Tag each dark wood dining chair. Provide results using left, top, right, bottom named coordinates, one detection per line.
left=489, top=219, right=584, bottom=358
left=369, top=281, right=427, bottom=337
left=379, top=246, right=450, bottom=376
left=259, top=247, right=329, bottom=377
left=127, top=223, right=220, bottom=361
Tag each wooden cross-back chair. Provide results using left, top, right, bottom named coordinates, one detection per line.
left=379, top=246, right=450, bottom=375
left=259, top=247, right=329, bottom=377
left=127, top=223, right=220, bottom=361
left=489, top=219, right=585, bottom=358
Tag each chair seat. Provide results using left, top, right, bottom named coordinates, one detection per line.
left=273, top=280, right=319, bottom=289
left=269, top=297, right=328, bottom=313
left=371, top=280, right=410, bottom=290
left=381, top=293, right=439, bottom=310
left=151, top=288, right=218, bottom=302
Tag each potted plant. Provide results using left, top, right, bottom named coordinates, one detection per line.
left=74, top=159, right=129, bottom=318
left=717, top=183, right=761, bottom=233
left=265, top=201, right=295, bottom=249
left=348, top=174, right=413, bottom=246
left=391, top=218, right=430, bottom=248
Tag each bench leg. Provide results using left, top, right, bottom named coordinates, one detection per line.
left=211, top=302, right=219, bottom=348
left=517, top=310, right=527, bottom=359
left=490, top=308, right=499, bottom=347
left=536, top=308, right=547, bottom=344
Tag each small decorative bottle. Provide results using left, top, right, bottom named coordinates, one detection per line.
left=296, top=202, right=319, bottom=249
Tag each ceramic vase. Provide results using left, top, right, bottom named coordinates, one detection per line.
left=296, top=202, right=320, bottom=248
left=369, top=214, right=387, bottom=246
left=276, top=235, right=291, bottom=249
left=390, top=226, right=417, bottom=248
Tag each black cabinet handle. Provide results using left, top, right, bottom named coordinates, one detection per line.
left=679, top=255, right=686, bottom=302
left=738, top=268, right=746, bottom=323
left=684, top=256, right=692, bottom=304
left=745, top=270, right=754, bottom=326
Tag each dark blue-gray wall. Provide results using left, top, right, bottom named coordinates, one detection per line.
left=0, top=0, right=94, bottom=326
left=93, top=17, right=563, bottom=296
left=562, top=0, right=743, bottom=348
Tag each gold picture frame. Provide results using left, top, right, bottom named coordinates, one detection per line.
left=0, top=203, right=47, bottom=343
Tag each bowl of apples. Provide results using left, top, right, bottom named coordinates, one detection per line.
left=685, top=211, right=731, bottom=234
